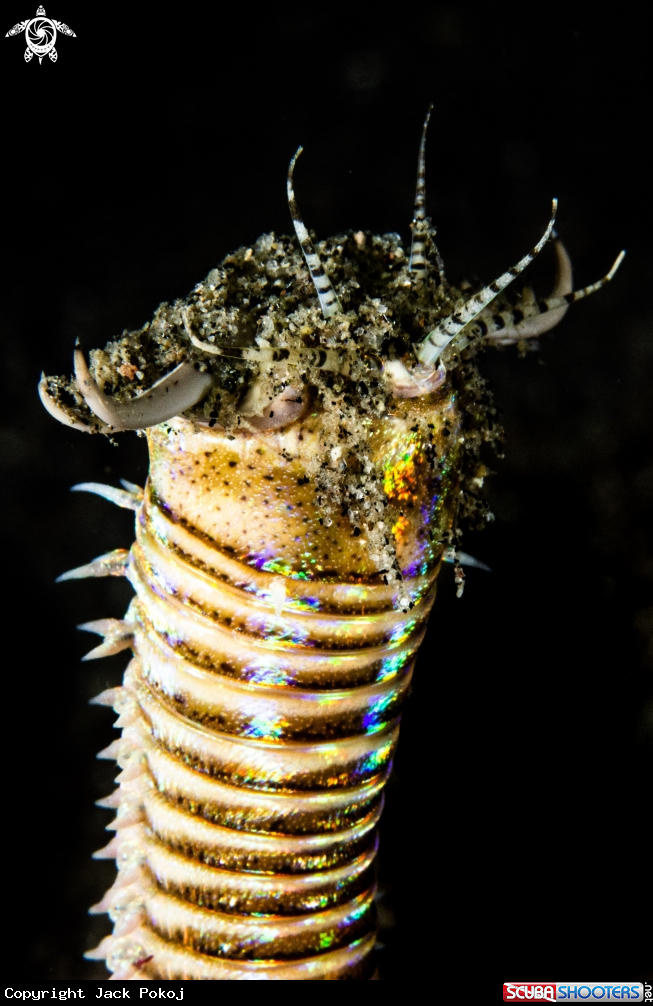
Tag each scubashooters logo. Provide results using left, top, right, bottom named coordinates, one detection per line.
left=503, top=985, right=645, bottom=1003
left=5, top=5, right=75, bottom=63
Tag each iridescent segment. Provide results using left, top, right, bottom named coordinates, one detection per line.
left=83, top=387, right=459, bottom=980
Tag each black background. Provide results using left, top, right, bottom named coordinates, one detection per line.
left=1, top=0, right=651, bottom=982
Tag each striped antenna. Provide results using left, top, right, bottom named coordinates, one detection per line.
left=482, top=249, right=626, bottom=341
left=287, top=148, right=342, bottom=319
left=409, top=105, right=433, bottom=276
left=416, top=199, right=558, bottom=366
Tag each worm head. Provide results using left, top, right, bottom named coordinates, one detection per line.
left=38, top=112, right=623, bottom=445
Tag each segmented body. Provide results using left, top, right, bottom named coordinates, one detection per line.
left=85, top=395, right=459, bottom=979
left=40, top=112, right=622, bottom=979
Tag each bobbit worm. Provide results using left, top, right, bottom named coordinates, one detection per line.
left=40, top=110, right=623, bottom=980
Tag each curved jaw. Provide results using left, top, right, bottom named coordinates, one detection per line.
left=474, top=245, right=625, bottom=348
left=484, top=239, right=573, bottom=344
left=73, top=351, right=213, bottom=431
left=416, top=200, right=559, bottom=366
left=38, top=373, right=111, bottom=433
left=241, top=383, right=310, bottom=431
left=383, top=359, right=446, bottom=399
